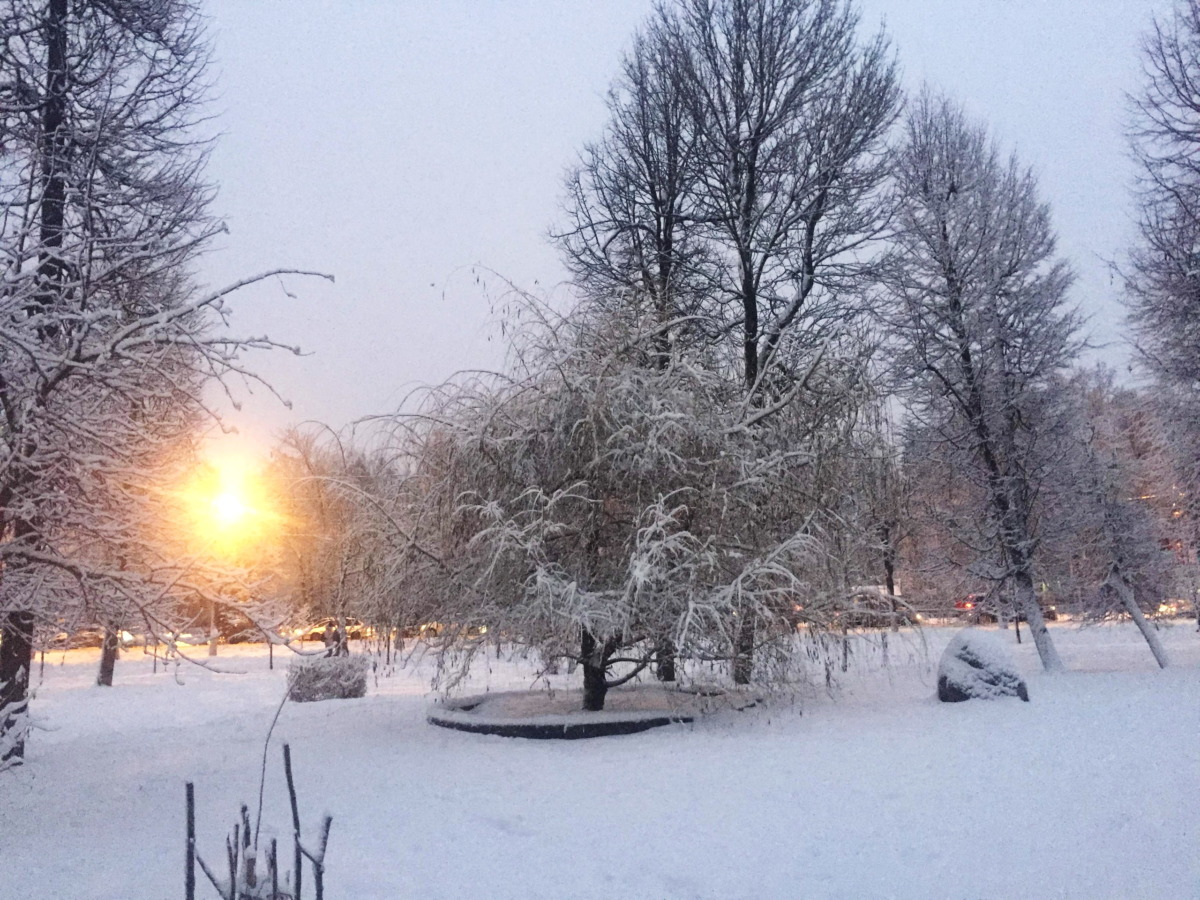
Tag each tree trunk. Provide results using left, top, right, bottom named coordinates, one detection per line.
left=35, top=0, right=69, bottom=319
left=732, top=613, right=755, bottom=685
left=654, top=638, right=677, bottom=682
left=1012, top=568, right=1063, bottom=671
left=1111, top=573, right=1170, bottom=669
left=208, top=600, right=218, bottom=657
left=987, top=466, right=1063, bottom=671
left=580, top=629, right=608, bottom=711
left=0, top=610, right=35, bottom=764
left=882, top=538, right=901, bottom=633
left=96, top=627, right=119, bottom=686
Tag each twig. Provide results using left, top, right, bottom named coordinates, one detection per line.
left=284, top=743, right=302, bottom=900
left=254, top=689, right=289, bottom=847
left=186, top=782, right=196, bottom=900
left=195, top=849, right=232, bottom=900
left=299, top=815, right=334, bottom=900
left=226, top=825, right=238, bottom=899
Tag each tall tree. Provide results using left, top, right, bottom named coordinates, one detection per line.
left=556, top=27, right=712, bottom=367
left=665, top=0, right=899, bottom=398
left=1127, top=0, right=1200, bottom=630
left=658, top=0, right=898, bottom=683
left=881, top=91, right=1082, bottom=672
left=0, top=0, right=320, bottom=765
left=1128, top=0, right=1200, bottom=393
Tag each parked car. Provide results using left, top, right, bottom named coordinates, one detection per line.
left=48, top=628, right=140, bottom=650
left=50, top=629, right=105, bottom=649
left=835, top=588, right=920, bottom=629
left=953, top=593, right=991, bottom=623
left=399, top=622, right=446, bottom=639
left=1156, top=599, right=1194, bottom=619
left=954, top=593, right=1058, bottom=624
left=299, top=618, right=369, bottom=642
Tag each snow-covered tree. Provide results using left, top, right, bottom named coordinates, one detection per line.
left=262, top=427, right=415, bottom=656
left=1128, top=0, right=1200, bottom=394
left=0, top=0, right=320, bottom=765
left=560, top=0, right=901, bottom=683
left=1036, top=372, right=1175, bottom=666
left=880, top=90, right=1083, bottom=672
left=661, top=0, right=901, bottom=398
left=555, top=25, right=713, bottom=367
left=378, top=298, right=878, bottom=710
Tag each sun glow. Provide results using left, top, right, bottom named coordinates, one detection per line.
left=180, top=452, right=273, bottom=554
left=210, top=489, right=250, bottom=528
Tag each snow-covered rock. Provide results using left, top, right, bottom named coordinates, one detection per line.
left=937, top=629, right=1029, bottom=702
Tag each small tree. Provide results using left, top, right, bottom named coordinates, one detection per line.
left=387, top=301, right=873, bottom=709
left=1037, top=371, right=1177, bottom=666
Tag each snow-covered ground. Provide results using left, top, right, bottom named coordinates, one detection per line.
left=2, top=622, right=1198, bottom=899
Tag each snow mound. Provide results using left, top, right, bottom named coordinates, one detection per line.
left=937, top=629, right=1029, bottom=702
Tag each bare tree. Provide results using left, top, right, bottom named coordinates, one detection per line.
left=640, top=0, right=901, bottom=683
left=881, top=91, right=1083, bottom=673
left=1128, top=0, right=1200, bottom=393
left=854, top=399, right=910, bottom=629
left=1058, top=374, right=1174, bottom=666
left=1127, top=2, right=1200, bottom=634
left=0, top=0, right=323, bottom=766
left=262, top=427, right=416, bottom=658
left=1154, top=386, right=1200, bottom=630
left=555, top=27, right=713, bottom=367
left=663, top=0, right=899, bottom=398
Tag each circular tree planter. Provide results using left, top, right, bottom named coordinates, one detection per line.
left=428, top=685, right=750, bottom=740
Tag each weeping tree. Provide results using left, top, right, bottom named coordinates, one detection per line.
left=382, top=299, right=878, bottom=710
left=880, top=90, right=1084, bottom=673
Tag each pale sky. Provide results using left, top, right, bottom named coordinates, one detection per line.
left=199, top=0, right=1169, bottom=454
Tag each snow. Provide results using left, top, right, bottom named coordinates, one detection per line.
left=2, top=623, right=1199, bottom=899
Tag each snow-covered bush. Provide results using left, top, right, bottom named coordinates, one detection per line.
left=286, top=655, right=369, bottom=702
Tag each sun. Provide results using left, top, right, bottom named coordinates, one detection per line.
left=209, top=489, right=250, bottom=528
left=179, top=451, right=272, bottom=553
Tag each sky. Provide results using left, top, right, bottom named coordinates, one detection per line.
left=199, top=0, right=1171, bottom=455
